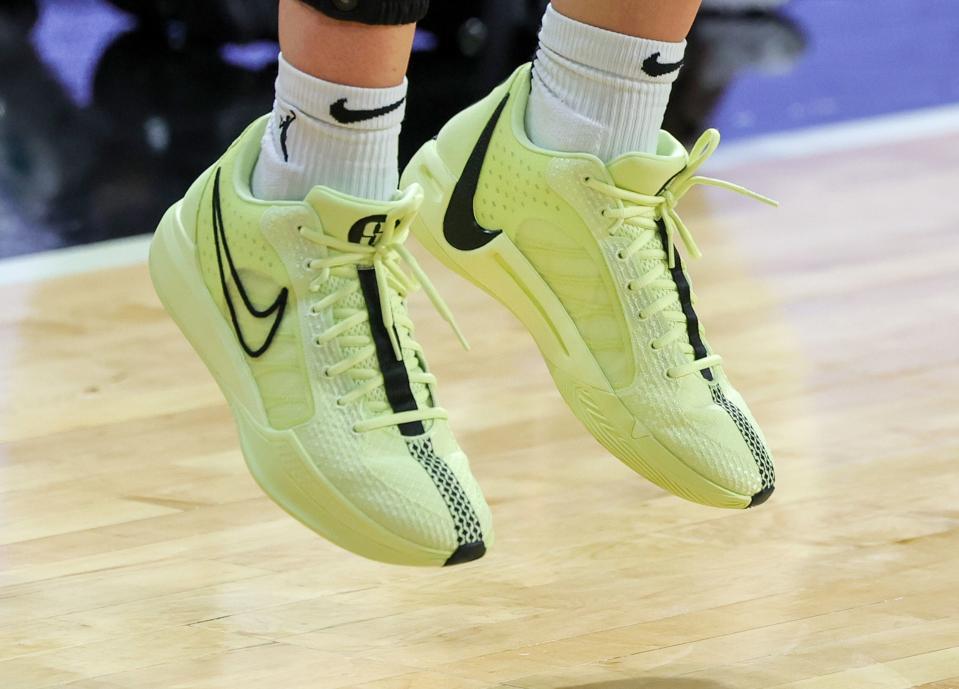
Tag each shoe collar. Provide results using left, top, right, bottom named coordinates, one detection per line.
left=505, top=64, right=689, bottom=195
left=225, top=114, right=411, bottom=245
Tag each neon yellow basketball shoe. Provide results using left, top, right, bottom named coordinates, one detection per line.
left=149, top=117, right=492, bottom=565
left=401, top=65, right=777, bottom=509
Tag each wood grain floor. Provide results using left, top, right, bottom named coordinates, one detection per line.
left=2, top=132, right=959, bottom=689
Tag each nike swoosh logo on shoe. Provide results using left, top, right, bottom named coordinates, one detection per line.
left=642, top=52, right=684, bottom=77
left=329, top=97, right=406, bottom=125
left=442, top=93, right=509, bottom=251
left=211, top=168, right=288, bottom=358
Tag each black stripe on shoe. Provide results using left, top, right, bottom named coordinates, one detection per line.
left=357, top=266, right=424, bottom=437
left=658, top=221, right=714, bottom=382
left=710, top=386, right=776, bottom=506
left=407, top=437, right=485, bottom=565
left=653, top=218, right=774, bottom=507
left=357, top=267, right=486, bottom=558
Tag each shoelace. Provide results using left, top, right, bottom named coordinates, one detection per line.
left=585, top=128, right=778, bottom=379
left=298, top=185, right=468, bottom=433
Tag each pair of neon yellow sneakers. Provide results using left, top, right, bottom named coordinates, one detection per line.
left=150, top=65, right=776, bottom=567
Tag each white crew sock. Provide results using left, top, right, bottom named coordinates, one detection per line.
left=526, top=4, right=686, bottom=161
left=252, top=53, right=406, bottom=202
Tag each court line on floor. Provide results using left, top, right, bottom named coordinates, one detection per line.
left=0, top=235, right=152, bottom=286
left=710, top=102, right=959, bottom=169
left=2, top=102, right=958, bottom=285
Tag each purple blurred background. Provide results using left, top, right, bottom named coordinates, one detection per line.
left=1, top=0, right=957, bottom=258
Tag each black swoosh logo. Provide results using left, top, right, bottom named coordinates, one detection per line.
left=211, top=168, right=288, bottom=358
left=642, top=52, right=684, bottom=77
left=329, top=97, right=405, bottom=125
left=442, top=94, right=509, bottom=251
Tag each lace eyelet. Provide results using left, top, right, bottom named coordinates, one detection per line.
left=322, top=366, right=332, bottom=378
left=313, top=337, right=323, bottom=346
left=637, top=311, right=648, bottom=320
left=616, top=250, right=626, bottom=261
left=650, top=342, right=660, bottom=351
left=335, top=398, right=346, bottom=408
left=583, top=176, right=591, bottom=183
left=303, top=260, right=313, bottom=271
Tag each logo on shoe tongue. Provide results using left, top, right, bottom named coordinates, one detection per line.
left=348, top=214, right=388, bottom=246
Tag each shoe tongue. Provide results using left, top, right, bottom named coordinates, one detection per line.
left=606, top=131, right=688, bottom=196
left=606, top=134, right=697, bottom=363
left=304, top=186, right=400, bottom=246
left=303, top=186, right=433, bottom=424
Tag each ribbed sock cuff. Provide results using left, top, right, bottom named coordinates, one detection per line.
left=526, top=4, right=686, bottom=159
left=276, top=53, right=407, bottom=132
left=539, top=4, right=686, bottom=83
left=251, top=53, right=404, bottom=201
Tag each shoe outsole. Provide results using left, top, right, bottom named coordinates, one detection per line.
left=149, top=200, right=483, bottom=566
left=402, top=137, right=766, bottom=510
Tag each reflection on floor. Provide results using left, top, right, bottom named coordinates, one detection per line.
left=0, top=0, right=957, bottom=258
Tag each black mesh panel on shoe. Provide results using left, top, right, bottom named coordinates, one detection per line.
left=711, top=386, right=776, bottom=491
left=406, top=438, right=484, bottom=546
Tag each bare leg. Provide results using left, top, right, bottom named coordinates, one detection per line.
left=551, top=0, right=702, bottom=41
left=279, top=0, right=415, bottom=87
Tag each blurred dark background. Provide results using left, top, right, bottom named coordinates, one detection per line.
left=0, top=0, right=957, bottom=259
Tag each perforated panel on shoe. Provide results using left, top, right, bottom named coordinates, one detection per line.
left=472, top=120, right=633, bottom=384
left=407, top=437, right=484, bottom=547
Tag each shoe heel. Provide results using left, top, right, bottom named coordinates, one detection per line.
left=148, top=202, right=264, bottom=419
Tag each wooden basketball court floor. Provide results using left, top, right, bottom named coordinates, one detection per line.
left=2, top=124, right=959, bottom=689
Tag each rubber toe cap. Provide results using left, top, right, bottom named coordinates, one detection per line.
left=444, top=541, right=486, bottom=566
